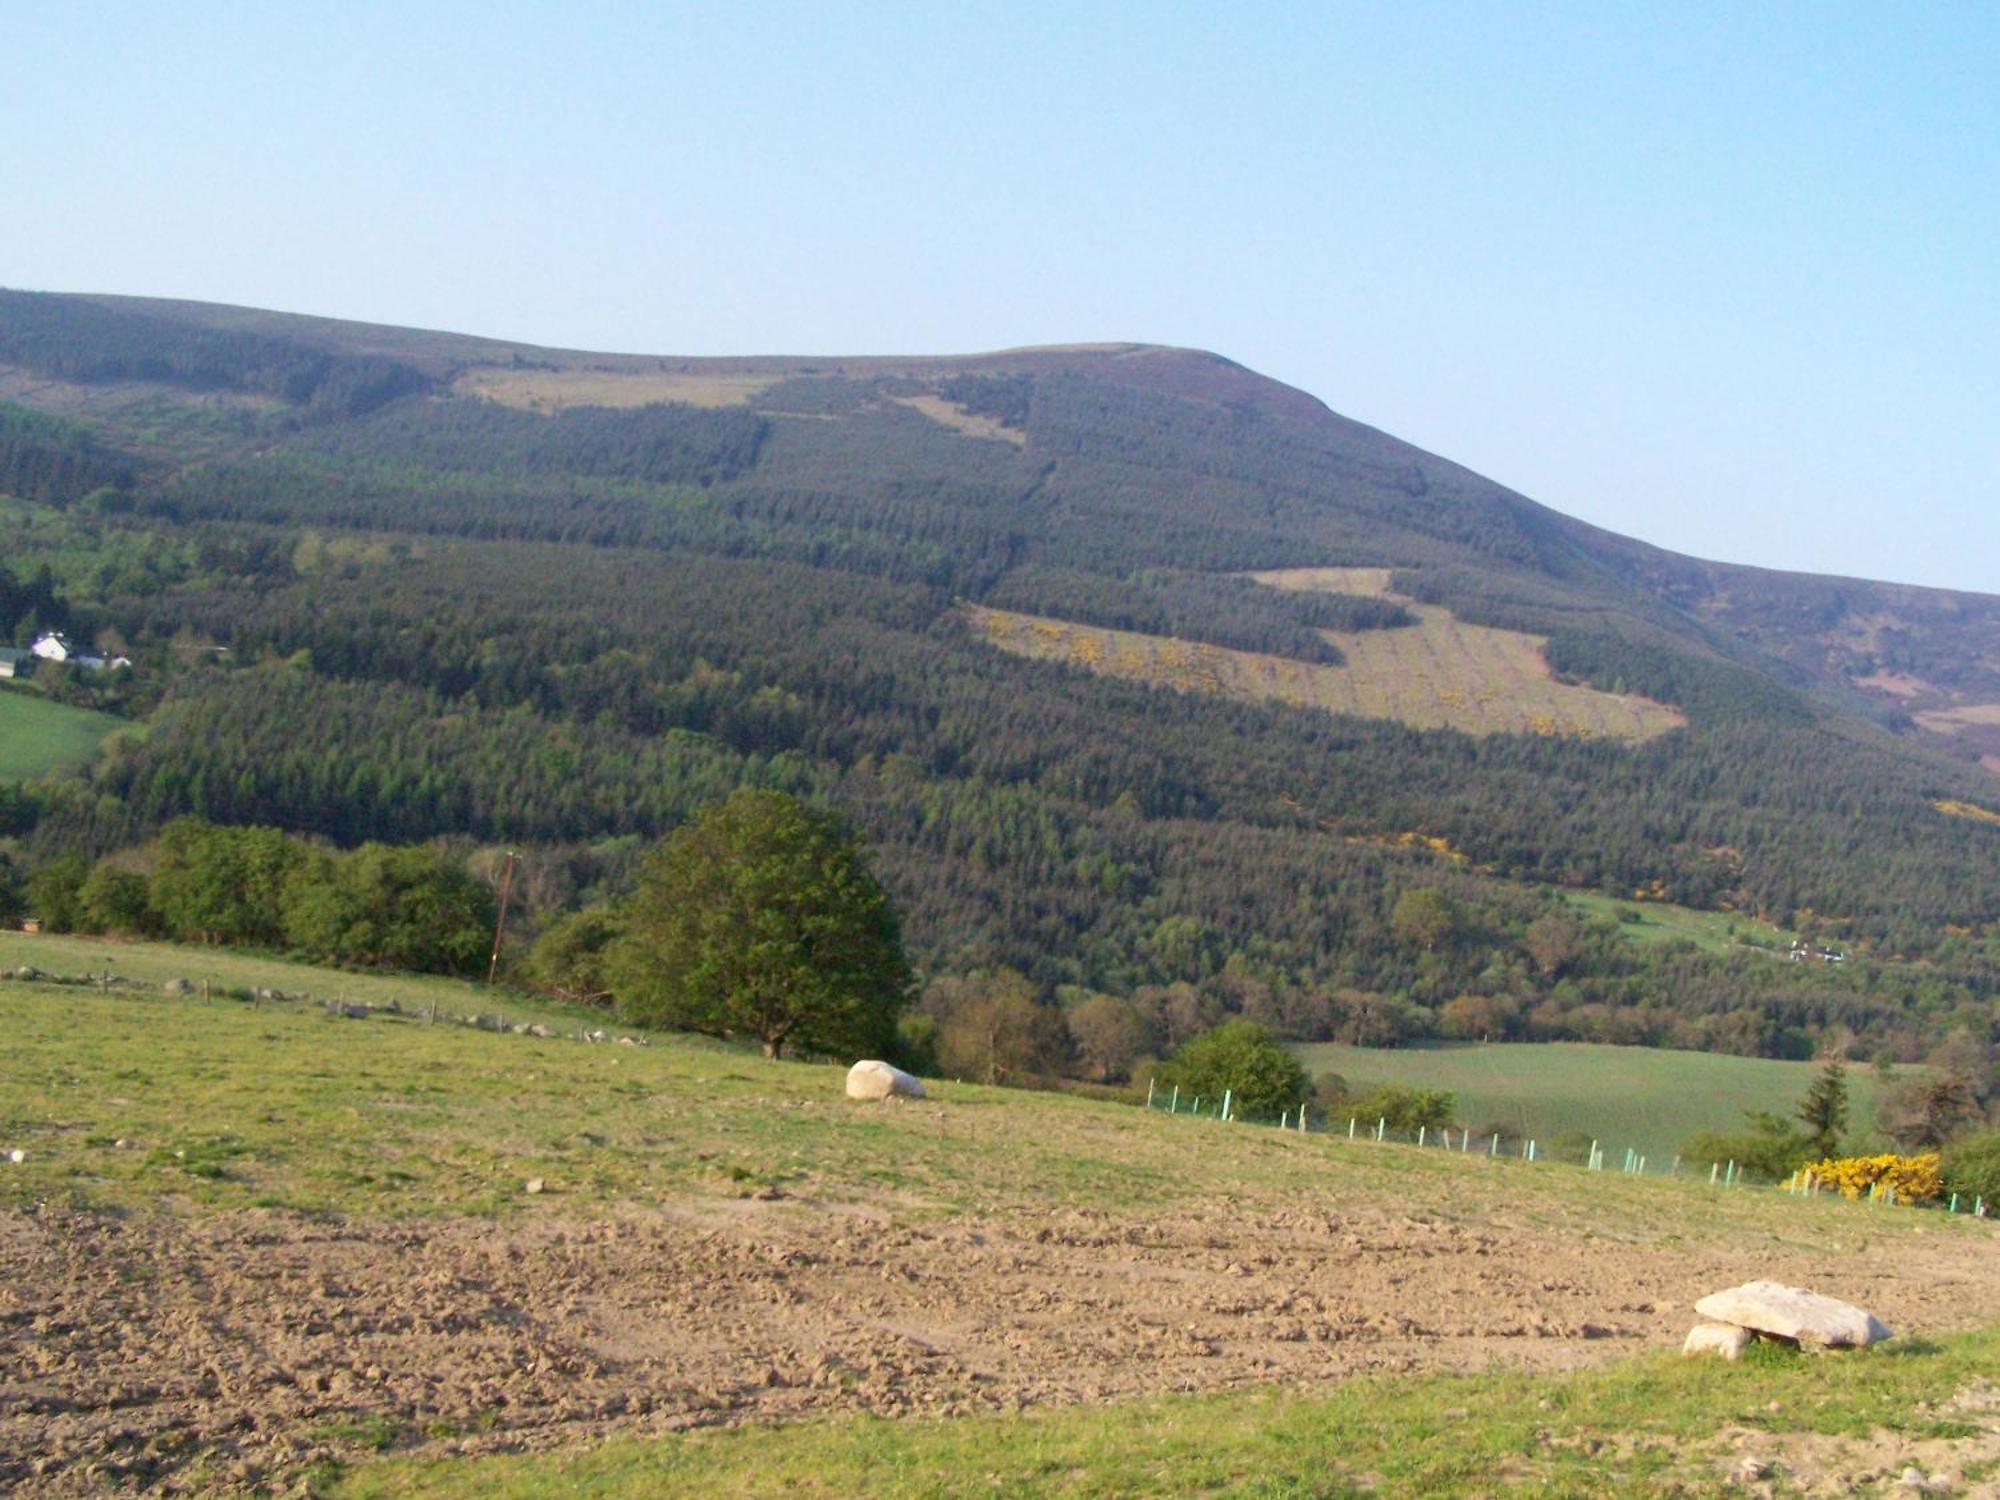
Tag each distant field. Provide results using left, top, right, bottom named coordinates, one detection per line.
left=454, top=367, right=779, bottom=411
left=889, top=392, right=1026, bottom=444
left=968, top=603, right=1683, bottom=741
left=0, top=690, right=125, bottom=779
left=1290, top=1040, right=1895, bottom=1163
left=1561, top=889, right=1797, bottom=955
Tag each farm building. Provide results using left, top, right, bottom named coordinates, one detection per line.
left=0, top=647, right=30, bottom=679
left=29, top=633, right=124, bottom=672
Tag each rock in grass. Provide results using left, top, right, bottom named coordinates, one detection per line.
left=845, top=1060, right=925, bottom=1101
left=1694, top=1281, right=1891, bottom=1348
left=1682, top=1321, right=1754, bottom=1360
left=525, top=1178, right=545, bottom=1195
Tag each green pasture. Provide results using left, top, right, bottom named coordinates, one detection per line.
left=1561, top=888, right=1797, bottom=956
left=1292, top=1040, right=1894, bottom=1165
left=333, top=1325, right=2000, bottom=1497
left=0, top=687, right=126, bottom=779
left=0, top=930, right=546, bottom=1019
left=0, top=958, right=1947, bottom=1241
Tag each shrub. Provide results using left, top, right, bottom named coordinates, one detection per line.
left=1940, top=1132, right=2000, bottom=1207
left=1805, top=1153, right=1942, bottom=1204
left=1160, top=1020, right=1308, bottom=1121
left=1340, top=1083, right=1456, bottom=1135
left=1680, top=1110, right=1811, bottom=1182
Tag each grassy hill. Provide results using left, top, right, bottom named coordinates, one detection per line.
left=1290, top=1040, right=1898, bottom=1164
left=0, top=687, right=124, bottom=779
left=2, top=950, right=1995, bottom=1496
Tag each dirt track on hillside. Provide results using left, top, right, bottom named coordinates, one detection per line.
left=2, top=1198, right=1994, bottom=1494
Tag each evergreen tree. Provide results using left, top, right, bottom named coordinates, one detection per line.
left=1796, top=1058, right=1850, bottom=1160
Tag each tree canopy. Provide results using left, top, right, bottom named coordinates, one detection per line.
left=608, top=789, right=911, bottom=1059
left=1160, top=1020, right=1309, bottom=1121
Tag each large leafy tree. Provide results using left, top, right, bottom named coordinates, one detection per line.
left=609, top=788, right=911, bottom=1059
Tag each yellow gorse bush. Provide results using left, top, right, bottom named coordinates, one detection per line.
left=1800, top=1153, right=1942, bottom=1203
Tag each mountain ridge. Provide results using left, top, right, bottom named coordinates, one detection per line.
left=2, top=286, right=1997, bottom=1073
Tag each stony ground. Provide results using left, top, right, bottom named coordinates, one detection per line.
left=4, top=1192, right=1994, bottom=1495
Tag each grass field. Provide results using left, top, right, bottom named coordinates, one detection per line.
left=336, top=1327, right=2000, bottom=1497
left=966, top=603, right=1682, bottom=741
left=1561, top=889, right=1798, bottom=955
left=0, top=930, right=561, bottom=1021
left=0, top=688, right=126, bottom=779
left=1290, top=1040, right=1895, bottom=1164
left=0, top=946, right=1914, bottom=1227
left=3, top=945, right=1994, bottom=1497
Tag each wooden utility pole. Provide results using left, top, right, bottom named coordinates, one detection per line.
left=487, top=850, right=519, bottom=987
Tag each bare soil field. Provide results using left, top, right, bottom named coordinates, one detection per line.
left=4, top=1185, right=1993, bottom=1494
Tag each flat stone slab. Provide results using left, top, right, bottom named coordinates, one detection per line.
left=1682, top=1321, right=1754, bottom=1360
left=1694, top=1281, right=1891, bottom=1348
left=846, top=1060, right=926, bottom=1101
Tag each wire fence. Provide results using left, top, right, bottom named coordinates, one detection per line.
left=1141, top=1077, right=1990, bottom=1219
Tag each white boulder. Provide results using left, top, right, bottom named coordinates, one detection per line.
left=845, top=1060, right=925, bottom=1101
left=1681, top=1321, right=1754, bottom=1360
left=1693, top=1281, right=1891, bottom=1348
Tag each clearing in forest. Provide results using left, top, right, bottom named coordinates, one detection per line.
left=0, top=692, right=126, bottom=780
left=453, top=367, right=780, bottom=411
left=967, top=574, right=1684, bottom=741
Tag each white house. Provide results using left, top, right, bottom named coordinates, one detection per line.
left=28, top=633, right=124, bottom=671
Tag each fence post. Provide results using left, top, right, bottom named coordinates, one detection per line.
left=1527, top=1139, right=1536, bottom=1162
left=1147, top=1077, right=1156, bottom=1109
left=1489, top=1133, right=1499, bottom=1156
left=1418, top=1126, right=1426, bottom=1148
left=1281, top=1110, right=1289, bottom=1131
left=1349, top=1116, right=1356, bottom=1139
left=1710, top=1163, right=1719, bottom=1186
left=1298, top=1105, right=1307, bottom=1135
left=1221, top=1089, right=1232, bottom=1122
left=1376, top=1117, right=1386, bottom=1142
left=1170, top=1085, right=1180, bottom=1114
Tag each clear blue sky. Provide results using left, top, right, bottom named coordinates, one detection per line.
left=6, top=3, right=1996, bottom=591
